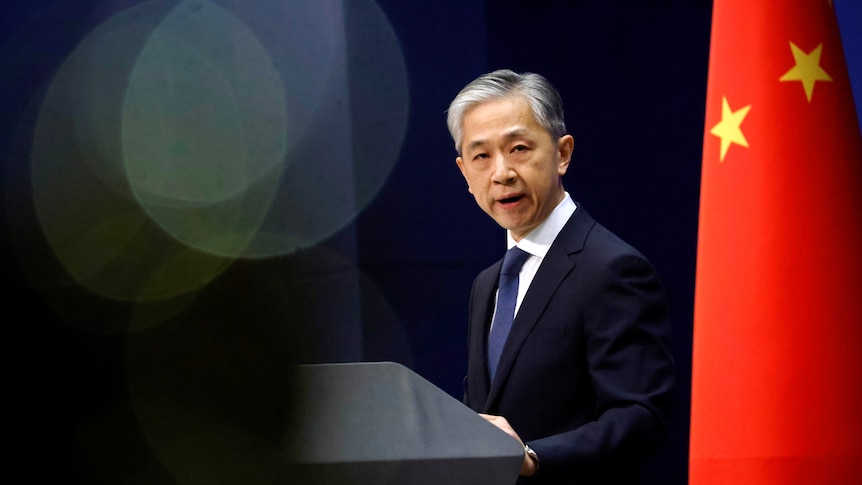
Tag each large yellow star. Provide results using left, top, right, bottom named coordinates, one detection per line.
left=779, top=42, right=832, bottom=102
left=710, top=96, right=751, bottom=162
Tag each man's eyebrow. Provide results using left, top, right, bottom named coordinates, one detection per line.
left=464, top=128, right=531, bottom=152
left=465, top=139, right=488, bottom=152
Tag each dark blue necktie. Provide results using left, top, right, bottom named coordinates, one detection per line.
left=487, top=246, right=531, bottom=382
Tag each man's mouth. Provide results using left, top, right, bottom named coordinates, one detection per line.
left=499, top=194, right=525, bottom=205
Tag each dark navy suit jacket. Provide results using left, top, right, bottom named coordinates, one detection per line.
left=464, top=206, right=675, bottom=484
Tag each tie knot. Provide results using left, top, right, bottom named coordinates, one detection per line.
left=501, top=247, right=531, bottom=275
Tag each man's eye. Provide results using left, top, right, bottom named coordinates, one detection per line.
left=473, top=153, right=489, bottom=160
left=512, top=145, right=528, bottom=152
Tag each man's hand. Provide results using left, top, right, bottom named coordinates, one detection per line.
left=479, top=413, right=538, bottom=476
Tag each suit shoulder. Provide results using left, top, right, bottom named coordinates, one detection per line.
left=583, top=221, right=648, bottom=261
left=558, top=206, right=649, bottom=263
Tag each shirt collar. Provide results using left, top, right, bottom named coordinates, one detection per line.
left=507, top=192, right=576, bottom=258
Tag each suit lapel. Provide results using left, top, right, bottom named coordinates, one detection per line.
left=468, top=260, right=502, bottom=409
left=483, top=207, right=595, bottom=411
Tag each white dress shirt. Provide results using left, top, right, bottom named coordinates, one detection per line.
left=494, top=192, right=577, bottom=321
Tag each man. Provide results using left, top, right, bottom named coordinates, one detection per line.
left=447, top=69, right=674, bottom=483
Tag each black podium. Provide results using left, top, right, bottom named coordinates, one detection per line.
left=281, top=362, right=524, bottom=484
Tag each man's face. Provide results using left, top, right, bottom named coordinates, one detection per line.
left=456, top=96, right=573, bottom=241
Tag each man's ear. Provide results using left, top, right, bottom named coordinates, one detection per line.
left=557, top=135, right=574, bottom=176
left=456, top=157, right=473, bottom=194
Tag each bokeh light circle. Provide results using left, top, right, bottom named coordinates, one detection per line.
left=121, top=0, right=409, bottom=259
left=156, top=0, right=410, bottom=258
left=28, top=0, right=409, bottom=303
left=30, top=0, right=236, bottom=302
left=120, top=0, right=291, bottom=257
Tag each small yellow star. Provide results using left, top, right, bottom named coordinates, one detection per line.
left=779, top=42, right=832, bottom=102
left=710, top=96, right=751, bottom=162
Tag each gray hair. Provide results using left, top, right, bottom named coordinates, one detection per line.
left=446, top=69, right=567, bottom=153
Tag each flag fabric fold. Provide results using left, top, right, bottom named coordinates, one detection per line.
left=691, top=0, right=862, bottom=482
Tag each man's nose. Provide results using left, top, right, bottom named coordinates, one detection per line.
left=491, top=154, right=515, bottom=184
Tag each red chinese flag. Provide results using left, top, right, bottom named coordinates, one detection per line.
left=691, top=0, right=862, bottom=483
